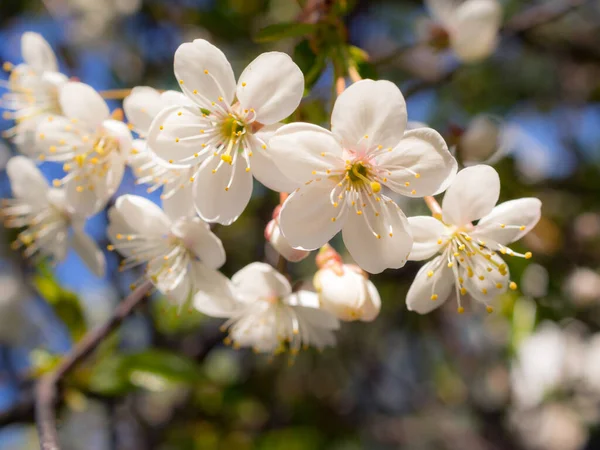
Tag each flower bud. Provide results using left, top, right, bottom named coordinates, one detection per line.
left=265, top=205, right=310, bottom=263
left=314, top=263, right=381, bottom=322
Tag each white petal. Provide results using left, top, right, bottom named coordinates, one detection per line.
left=114, top=195, right=171, bottom=236
left=279, top=179, right=345, bottom=251
left=6, top=156, right=49, bottom=206
left=174, top=39, right=236, bottom=107
left=102, top=119, right=133, bottom=156
left=460, top=252, right=509, bottom=304
left=442, top=165, right=500, bottom=227
left=35, top=116, right=87, bottom=161
left=342, top=198, right=412, bottom=274
left=237, top=52, right=304, bottom=125
left=378, top=128, right=457, bottom=197
left=473, top=198, right=542, bottom=246
left=21, top=32, right=58, bottom=73
left=161, top=270, right=192, bottom=306
left=70, top=227, right=106, bottom=277
left=59, top=82, right=110, bottom=130
left=406, top=257, right=454, bottom=314
left=408, top=215, right=446, bottom=261
left=362, top=280, right=382, bottom=321
left=192, top=262, right=238, bottom=318
left=331, top=79, right=407, bottom=152
left=159, top=90, right=194, bottom=107
left=289, top=293, right=340, bottom=330
left=450, top=0, right=502, bottom=63
left=265, top=219, right=310, bottom=262
left=162, top=182, right=195, bottom=221
left=232, top=262, right=292, bottom=300
left=269, top=123, right=344, bottom=185
left=123, top=86, right=164, bottom=136
left=146, top=105, right=212, bottom=165
left=192, top=155, right=253, bottom=226
left=170, top=217, right=225, bottom=269
left=425, top=0, right=459, bottom=25
left=248, top=125, right=300, bottom=192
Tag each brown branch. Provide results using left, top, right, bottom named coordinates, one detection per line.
left=35, top=280, right=153, bottom=450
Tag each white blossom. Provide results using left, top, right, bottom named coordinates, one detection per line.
left=195, top=262, right=339, bottom=355
left=264, top=205, right=310, bottom=263
left=147, top=39, right=304, bottom=225
left=1, top=156, right=105, bottom=275
left=107, top=194, right=229, bottom=307
left=1, top=32, right=68, bottom=154
left=406, top=165, right=541, bottom=314
left=269, top=79, right=457, bottom=274
left=34, top=81, right=133, bottom=215
left=425, top=0, right=502, bottom=63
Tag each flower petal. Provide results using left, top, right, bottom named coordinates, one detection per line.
left=237, top=52, right=304, bottom=125
left=269, top=123, right=344, bottom=185
left=442, top=165, right=500, bottom=227
left=147, top=105, right=212, bottom=165
left=362, top=280, right=382, bottom=321
left=21, top=32, right=58, bottom=73
left=174, top=39, right=236, bottom=107
left=408, top=215, right=446, bottom=261
left=378, top=128, right=457, bottom=197
left=460, top=252, right=509, bottom=304
left=472, top=198, right=542, bottom=246
left=232, top=262, right=292, bottom=300
left=425, top=0, right=458, bottom=26
left=247, top=128, right=300, bottom=192
left=6, top=156, right=49, bottom=206
left=331, top=79, right=407, bottom=152
left=170, top=217, right=225, bottom=269
left=192, top=261, right=238, bottom=318
left=192, top=155, right=253, bottom=226
left=162, top=182, right=195, bottom=221
left=406, top=257, right=454, bottom=314
left=114, top=195, right=171, bottom=236
left=59, top=82, right=110, bottom=131
left=450, top=0, right=502, bottom=63
left=103, top=119, right=133, bottom=156
left=70, top=227, right=106, bottom=277
left=279, top=179, right=345, bottom=251
left=265, top=219, right=310, bottom=262
left=123, top=86, right=164, bottom=136
left=289, top=293, right=341, bottom=330
left=161, top=270, right=192, bottom=306
left=342, top=198, right=412, bottom=274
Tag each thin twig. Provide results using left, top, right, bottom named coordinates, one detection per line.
left=35, top=280, right=153, bottom=450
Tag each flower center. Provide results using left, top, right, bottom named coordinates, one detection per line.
left=345, top=161, right=381, bottom=193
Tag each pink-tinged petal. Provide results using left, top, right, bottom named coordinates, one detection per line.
left=147, top=105, right=212, bottom=166
left=232, top=262, right=292, bottom=300
left=406, top=257, right=454, bottom=314
left=342, top=198, right=412, bottom=274
left=59, top=82, right=109, bottom=130
left=70, top=227, right=106, bottom=277
left=378, top=128, right=457, bottom=197
left=472, top=198, right=542, bottom=246
left=442, top=165, right=500, bottom=227
left=21, top=32, right=58, bottom=73
left=331, top=79, right=407, bottom=152
left=408, top=215, right=446, bottom=261
left=174, top=39, right=236, bottom=107
left=237, top=52, right=304, bottom=125
left=269, top=122, right=344, bottom=185
left=279, top=179, right=346, bottom=251
left=192, top=155, right=253, bottom=226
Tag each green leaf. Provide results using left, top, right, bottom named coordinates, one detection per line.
left=254, top=22, right=316, bottom=43
left=33, top=273, right=87, bottom=341
left=122, top=350, right=201, bottom=391
left=87, top=355, right=132, bottom=396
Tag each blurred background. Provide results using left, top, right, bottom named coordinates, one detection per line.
left=2, top=0, right=600, bottom=448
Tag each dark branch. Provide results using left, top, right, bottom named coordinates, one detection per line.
left=35, top=280, right=152, bottom=450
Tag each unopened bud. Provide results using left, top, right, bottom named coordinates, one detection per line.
left=265, top=210, right=310, bottom=263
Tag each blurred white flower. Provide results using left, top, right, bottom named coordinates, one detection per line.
left=510, top=322, right=584, bottom=409
left=458, top=114, right=505, bottom=165
left=35, top=81, right=132, bottom=216
left=270, top=80, right=457, bottom=274
left=582, top=333, right=600, bottom=395
left=564, top=267, right=600, bottom=307
left=425, top=0, right=502, bottom=63
left=0, top=272, right=30, bottom=345
left=195, top=262, right=339, bottom=355
left=313, top=246, right=381, bottom=322
left=264, top=205, right=310, bottom=263
left=2, top=156, right=105, bottom=275
left=107, top=194, right=229, bottom=308
left=406, top=165, right=541, bottom=314
left=124, top=87, right=194, bottom=199
left=521, top=263, right=549, bottom=299
left=147, top=39, right=304, bottom=225
left=1, top=33, right=67, bottom=154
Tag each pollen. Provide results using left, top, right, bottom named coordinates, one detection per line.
left=415, top=173, right=421, bottom=178
left=370, top=181, right=381, bottom=193
left=177, top=111, right=182, bottom=116
left=159, top=125, right=164, bottom=130
left=520, top=226, right=526, bottom=231
left=221, top=154, right=233, bottom=164
left=486, top=306, right=494, bottom=313
left=426, top=270, right=434, bottom=277
left=509, top=282, right=518, bottom=290
left=431, top=294, right=438, bottom=301
left=242, top=82, right=247, bottom=87
left=2, top=62, right=13, bottom=72
left=525, top=252, right=532, bottom=259
left=457, top=307, right=465, bottom=314
left=460, top=287, right=467, bottom=295
left=204, top=70, right=209, bottom=74
left=179, top=80, right=184, bottom=84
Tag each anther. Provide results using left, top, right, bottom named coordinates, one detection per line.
left=221, top=154, right=233, bottom=164
left=509, top=282, right=518, bottom=290
left=457, top=307, right=465, bottom=314
left=525, top=252, right=532, bottom=259
left=486, top=306, right=494, bottom=313
left=431, top=294, right=438, bottom=301
left=370, top=181, right=381, bottom=193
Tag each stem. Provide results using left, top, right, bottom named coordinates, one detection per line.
left=335, top=76, right=346, bottom=96
left=348, top=65, right=362, bottom=83
left=36, top=280, right=153, bottom=450
left=424, top=196, right=442, bottom=219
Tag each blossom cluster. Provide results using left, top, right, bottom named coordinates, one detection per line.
left=0, top=25, right=540, bottom=356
